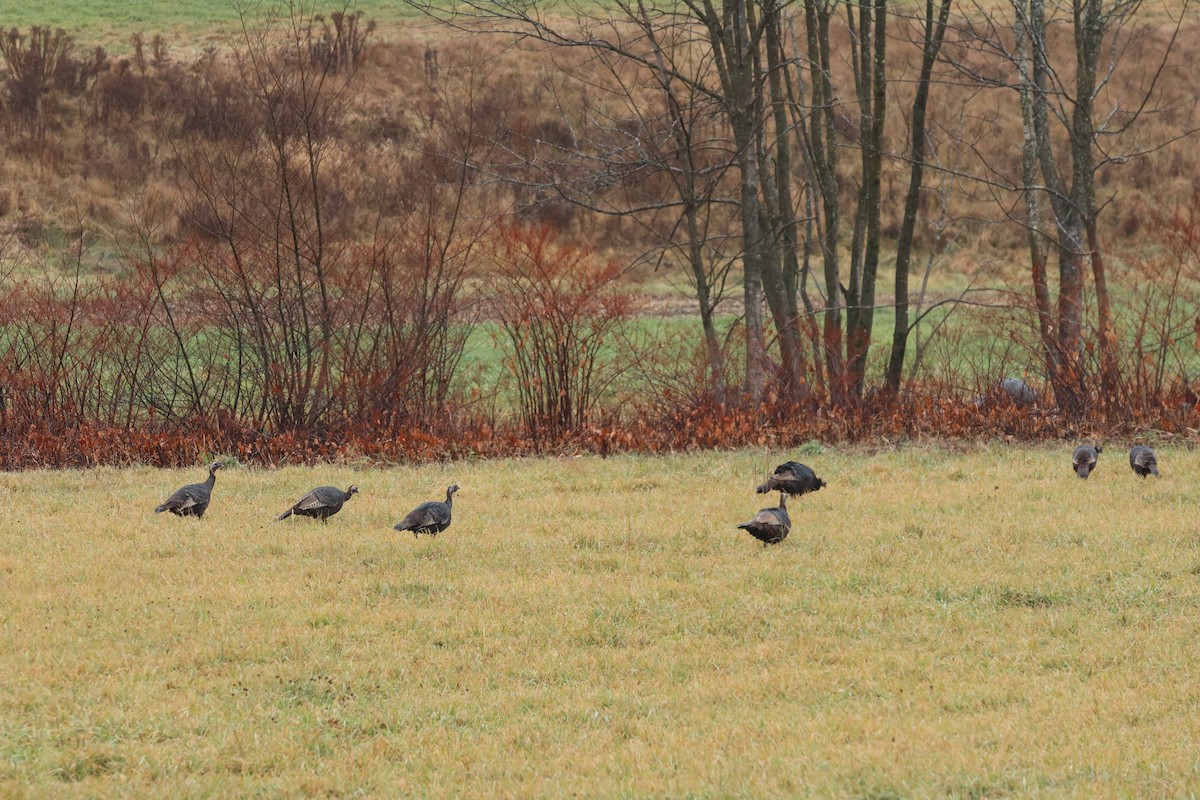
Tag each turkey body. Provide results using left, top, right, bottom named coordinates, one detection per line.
left=1072, top=444, right=1102, bottom=479
left=155, top=462, right=224, bottom=518
left=278, top=485, right=359, bottom=523
left=997, top=377, right=1037, bottom=407
left=395, top=485, right=458, bottom=537
left=1129, top=445, right=1159, bottom=478
left=737, top=496, right=791, bottom=546
left=755, top=461, right=826, bottom=497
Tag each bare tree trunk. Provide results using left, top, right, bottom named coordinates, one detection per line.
left=884, top=0, right=950, bottom=393
left=1073, top=0, right=1117, bottom=398
left=844, top=0, right=887, bottom=398
left=1087, top=219, right=1118, bottom=395
left=1012, top=1, right=1058, bottom=390
left=761, top=3, right=807, bottom=399
left=703, top=0, right=768, bottom=400
left=737, top=132, right=768, bottom=402
left=1021, top=0, right=1087, bottom=413
left=800, top=0, right=845, bottom=401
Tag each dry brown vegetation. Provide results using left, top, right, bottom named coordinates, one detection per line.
left=0, top=6, right=1199, bottom=466
left=1, top=14, right=1194, bottom=275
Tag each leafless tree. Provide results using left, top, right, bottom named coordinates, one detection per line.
left=403, top=0, right=787, bottom=400
left=952, top=0, right=1191, bottom=413
left=164, top=0, right=481, bottom=429
left=406, top=0, right=957, bottom=405
left=883, top=0, right=952, bottom=392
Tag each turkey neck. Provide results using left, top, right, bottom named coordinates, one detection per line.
left=445, top=489, right=454, bottom=507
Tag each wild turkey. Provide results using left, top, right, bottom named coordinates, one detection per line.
left=394, top=485, right=458, bottom=537
left=970, top=377, right=1037, bottom=409
left=277, top=485, right=358, bottom=523
left=997, top=377, right=1037, bottom=407
left=737, top=495, right=791, bottom=546
left=1129, top=445, right=1160, bottom=478
left=155, top=461, right=224, bottom=518
left=1072, top=444, right=1102, bottom=479
left=755, top=461, right=826, bottom=497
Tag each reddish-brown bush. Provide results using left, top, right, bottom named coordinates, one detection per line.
left=487, top=223, right=640, bottom=438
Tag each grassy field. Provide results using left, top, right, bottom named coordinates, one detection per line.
left=2, top=0, right=1184, bottom=41
left=0, top=0, right=418, bottom=45
left=2, top=446, right=1200, bottom=797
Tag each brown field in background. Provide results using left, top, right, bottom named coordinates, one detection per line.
left=0, top=11, right=1196, bottom=287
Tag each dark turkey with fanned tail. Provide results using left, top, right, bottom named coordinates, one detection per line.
left=755, top=461, right=826, bottom=497
left=737, top=495, right=791, bottom=546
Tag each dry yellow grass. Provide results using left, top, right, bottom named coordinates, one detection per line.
left=2, top=446, right=1200, bottom=797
